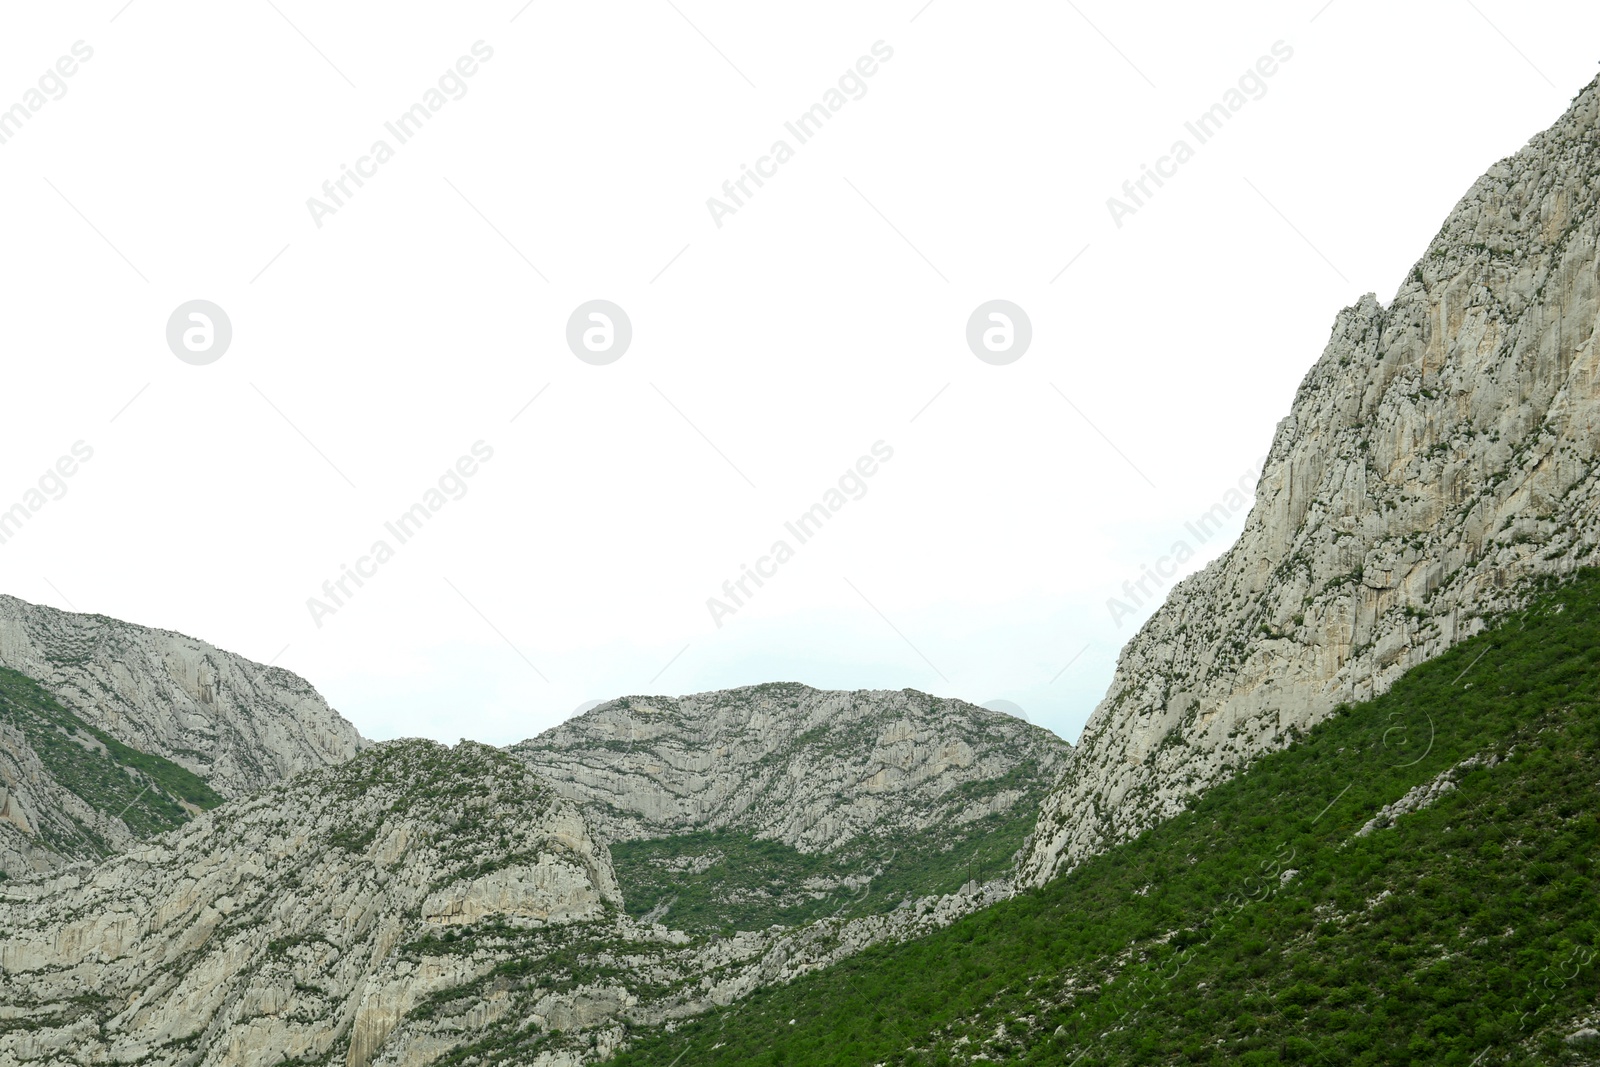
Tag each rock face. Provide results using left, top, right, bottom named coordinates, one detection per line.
left=0, top=596, right=365, bottom=875
left=0, top=667, right=223, bottom=878
left=0, top=721, right=1051, bottom=1067
left=515, top=684, right=1069, bottom=937
left=0, top=672, right=1068, bottom=1066
left=1023, top=75, right=1600, bottom=885
left=0, top=741, right=622, bottom=1067
left=513, top=683, right=1067, bottom=853
left=0, top=597, right=364, bottom=796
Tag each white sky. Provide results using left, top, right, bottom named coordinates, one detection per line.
left=1, top=1, right=1594, bottom=747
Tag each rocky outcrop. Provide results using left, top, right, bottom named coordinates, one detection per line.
left=0, top=597, right=365, bottom=875
left=0, top=595, right=364, bottom=799
left=1354, top=750, right=1503, bottom=837
left=1024, top=75, right=1600, bottom=884
left=513, top=683, right=1068, bottom=853
left=0, top=740, right=621, bottom=1067
left=0, top=675, right=135, bottom=877
left=0, top=728, right=1045, bottom=1067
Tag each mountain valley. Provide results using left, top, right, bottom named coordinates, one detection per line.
left=4, top=64, right=1600, bottom=1067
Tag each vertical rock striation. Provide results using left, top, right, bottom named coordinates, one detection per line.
left=0, top=741, right=621, bottom=1067
left=1025, top=74, right=1600, bottom=884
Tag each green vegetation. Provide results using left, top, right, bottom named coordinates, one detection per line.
left=0, top=992, right=110, bottom=1037
left=611, top=772, right=1042, bottom=935
left=613, top=829, right=869, bottom=932
left=392, top=916, right=686, bottom=1066
left=0, top=666, right=222, bottom=850
left=609, top=570, right=1600, bottom=1065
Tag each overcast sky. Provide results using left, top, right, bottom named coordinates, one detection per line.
left=1, top=1, right=1595, bottom=747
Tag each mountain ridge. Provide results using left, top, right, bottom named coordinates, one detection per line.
left=609, top=568, right=1600, bottom=1065
left=513, top=682, right=1067, bottom=849
left=0, top=679, right=1064, bottom=1066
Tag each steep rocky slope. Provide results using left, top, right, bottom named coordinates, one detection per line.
left=0, top=597, right=365, bottom=878
left=611, top=571, right=1600, bottom=1066
left=0, top=596, right=364, bottom=795
left=0, top=668, right=223, bottom=877
left=0, top=676, right=1067, bottom=1067
left=514, top=684, right=1063, bottom=851
left=0, top=741, right=626, bottom=1067
left=1024, top=74, right=1600, bottom=884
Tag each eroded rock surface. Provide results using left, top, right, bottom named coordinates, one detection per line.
left=514, top=683, right=1068, bottom=854
left=0, top=596, right=364, bottom=796
left=1025, top=75, right=1600, bottom=885
left=0, top=597, right=364, bottom=877
left=0, top=741, right=619, bottom=1067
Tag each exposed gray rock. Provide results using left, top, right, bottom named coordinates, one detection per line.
left=0, top=733, right=1028, bottom=1067
left=0, top=596, right=365, bottom=875
left=1025, top=74, right=1600, bottom=885
left=0, top=710, right=149, bottom=880
left=1354, top=751, right=1502, bottom=837
left=0, top=596, right=364, bottom=795
left=0, top=740, right=620, bottom=1067
left=507, top=684, right=1068, bottom=972
left=513, top=683, right=1069, bottom=854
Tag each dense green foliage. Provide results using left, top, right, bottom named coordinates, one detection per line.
left=609, top=571, right=1600, bottom=1065
left=0, top=666, right=222, bottom=850
left=611, top=775, right=1040, bottom=934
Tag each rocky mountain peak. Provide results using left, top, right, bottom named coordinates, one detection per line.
left=1023, top=73, right=1600, bottom=884
left=0, top=595, right=365, bottom=794
left=513, top=682, right=1070, bottom=854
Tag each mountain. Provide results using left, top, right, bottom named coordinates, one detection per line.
left=6, top=67, right=1600, bottom=1067
left=0, top=667, right=224, bottom=875
left=0, top=685, right=1067, bottom=1067
left=1023, top=72, right=1600, bottom=886
left=610, top=569, right=1600, bottom=1065
left=0, top=596, right=364, bottom=876
left=513, top=684, right=1069, bottom=932
left=0, top=741, right=627, bottom=1067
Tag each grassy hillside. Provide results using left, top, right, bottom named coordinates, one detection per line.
left=608, top=570, right=1600, bottom=1066
left=0, top=666, right=223, bottom=856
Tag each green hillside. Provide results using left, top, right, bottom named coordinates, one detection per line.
left=0, top=666, right=223, bottom=856
left=608, top=570, right=1600, bottom=1066
left=610, top=764, right=1045, bottom=935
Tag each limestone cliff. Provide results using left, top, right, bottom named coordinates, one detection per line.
left=1024, top=74, right=1600, bottom=884
left=514, top=683, right=1068, bottom=935
left=0, top=741, right=623, bottom=1067
left=0, top=596, right=365, bottom=877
